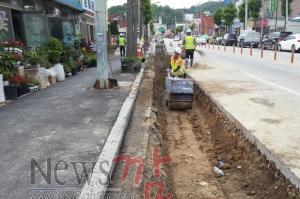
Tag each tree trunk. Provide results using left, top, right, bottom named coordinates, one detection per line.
left=127, top=0, right=138, bottom=57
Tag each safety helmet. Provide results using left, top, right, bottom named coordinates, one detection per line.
left=175, top=47, right=182, bottom=54
left=187, top=29, right=192, bottom=33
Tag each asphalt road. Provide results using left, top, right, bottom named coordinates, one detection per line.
left=0, top=55, right=135, bottom=199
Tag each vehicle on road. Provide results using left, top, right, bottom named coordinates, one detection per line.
left=174, top=35, right=181, bottom=41
left=221, top=33, right=238, bottom=46
left=196, top=36, right=207, bottom=45
left=262, top=31, right=293, bottom=50
left=291, top=16, right=300, bottom=22
left=238, top=31, right=261, bottom=48
left=278, top=34, right=300, bottom=52
left=215, top=37, right=223, bottom=45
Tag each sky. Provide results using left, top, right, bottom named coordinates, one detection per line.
left=107, top=0, right=210, bottom=9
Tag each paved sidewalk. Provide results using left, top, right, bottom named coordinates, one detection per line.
left=186, top=47, right=300, bottom=189
left=0, top=56, right=136, bottom=199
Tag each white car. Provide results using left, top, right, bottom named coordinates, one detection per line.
left=278, top=34, right=300, bottom=52
left=196, top=37, right=207, bottom=45
left=174, top=36, right=181, bottom=41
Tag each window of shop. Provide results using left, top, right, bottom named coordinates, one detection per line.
left=0, top=0, right=21, bottom=7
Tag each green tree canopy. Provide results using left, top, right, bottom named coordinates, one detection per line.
left=213, top=8, right=224, bottom=26
left=175, top=25, right=184, bottom=34
left=109, top=20, right=119, bottom=36
left=142, top=0, right=152, bottom=25
left=238, top=2, right=245, bottom=22
left=248, top=0, right=262, bottom=19
left=223, top=4, right=237, bottom=26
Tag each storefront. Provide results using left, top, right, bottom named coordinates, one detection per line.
left=79, top=0, right=95, bottom=42
left=0, top=0, right=22, bottom=43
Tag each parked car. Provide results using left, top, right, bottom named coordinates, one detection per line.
left=262, top=31, right=293, bottom=50
left=215, top=37, right=223, bottom=45
left=196, top=36, right=207, bottom=45
left=278, top=34, right=300, bottom=52
left=238, top=31, right=261, bottom=48
left=221, top=33, right=238, bottom=46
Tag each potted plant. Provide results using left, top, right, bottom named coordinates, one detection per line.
left=27, top=79, right=39, bottom=92
left=121, top=56, right=142, bottom=73
left=8, top=75, right=29, bottom=96
left=44, top=38, right=65, bottom=81
left=0, top=52, right=17, bottom=100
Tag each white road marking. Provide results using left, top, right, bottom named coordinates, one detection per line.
left=246, top=74, right=300, bottom=96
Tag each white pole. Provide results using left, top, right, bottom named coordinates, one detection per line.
left=286, top=0, right=288, bottom=31
left=95, top=0, right=109, bottom=88
left=245, top=0, right=248, bottom=30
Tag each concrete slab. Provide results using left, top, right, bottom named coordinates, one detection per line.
left=186, top=47, right=300, bottom=189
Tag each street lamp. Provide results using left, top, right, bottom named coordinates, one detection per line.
left=245, top=0, right=248, bottom=30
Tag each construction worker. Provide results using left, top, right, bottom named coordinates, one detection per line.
left=118, top=33, right=126, bottom=58
left=170, top=47, right=185, bottom=78
left=183, top=29, right=196, bottom=68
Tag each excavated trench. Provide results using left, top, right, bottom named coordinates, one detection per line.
left=144, top=52, right=300, bottom=199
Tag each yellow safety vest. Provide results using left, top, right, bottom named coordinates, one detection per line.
left=184, top=36, right=195, bottom=50
left=170, top=56, right=184, bottom=76
left=119, top=37, right=125, bottom=46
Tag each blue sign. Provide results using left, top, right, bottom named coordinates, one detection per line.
left=54, top=0, right=83, bottom=11
left=224, top=0, right=231, bottom=4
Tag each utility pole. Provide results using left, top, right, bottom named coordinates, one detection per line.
left=275, top=0, right=279, bottom=31
left=285, top=0, right=288, bottom=31
left=245, top=0, right=248, bottom=30
left=127, top=0, right=138, bottom=57
left=94, top=0, right=109, bottom=89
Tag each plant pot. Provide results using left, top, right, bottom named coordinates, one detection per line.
left=71, top=68, right=78, bottom=76
left=0, top=74, right=5, bottom=102
left=21, top=85, right=29, bottom=95
left=4, top=85, right=18, bottom=100
left=88, top=60, right=97, bottom=68
left=77, top=66, right=81, bottom=72
left=29, top=86, right=39, bottom=92
left=16, top=86, right=22, bottom=97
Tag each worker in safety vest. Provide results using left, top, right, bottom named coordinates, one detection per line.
left=183, top=29, right=196, bottom=68
left=118, top=33, right=126, bottom=58
left=170, top=47, right=185, bottom=78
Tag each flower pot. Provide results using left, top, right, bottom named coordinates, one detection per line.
left=0, top=74, right=5, bottom=102
left=16, top=86, right=22, bottom=97
left=54, top=63, right=65, bottom=82
left=71, top=68, right=78, bottom=76
left=4, top=85, right=18, bottom=100
left=88, top=60, right=97, bottom=68
left=21, top=85, right=29, bottom=95
left=29, top=86, right=39, bottom=92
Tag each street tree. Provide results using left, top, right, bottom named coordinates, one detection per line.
left=223, top=4, right=237, bottom=31
left=109, top=20, right=119, bottom=35
left=248, top=0, right=262, bottom=19
left=142, top=0, right=152, bottom=25
left=238, top=2, right=246, bottom=23
left=213, top=8, right=223, bottom=27
left=190, top=24, right=196, bottom=32
left=176, top=25, right=184, bottom=34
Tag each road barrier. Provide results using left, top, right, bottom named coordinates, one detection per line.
left=233, top=44, right=236, bottom=54
left=291, top=47, right=295, bottom=64
left=250, top=44, right=253, bottom=56
left=240, top=46, right=243, bottom=55
left=260, top=46, right=264, bottom=58
left=224, top=45, right=226, bottom=52
left=274, top=45, right=277, bottom=61
left=218, top=44, right=220, bottom=51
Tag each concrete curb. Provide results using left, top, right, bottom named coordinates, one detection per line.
left=79, top=65, right=145, bottom=199
left=193, top=81, right=300, bottom=190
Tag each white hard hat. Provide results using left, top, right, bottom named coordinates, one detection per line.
left=187, top=29, right=192, bottom=33
left=175, top=47, right=182, bottom=54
